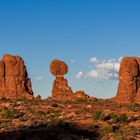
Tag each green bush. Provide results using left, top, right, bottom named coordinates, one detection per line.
left=117, top=114, right=128, bottom=124
left=12, top=101, right=19, bottom=107
left=47, top=108, right=55, bottom=114
left=75, top=99, right=88, bottom=104
left=2, top=109, right=13, bottom=119
left=36, top=110, right=46, bottom=116
left=92, top=110, right=105, bottom=121
left=130, top=104, right=137, bottom=112
left=103, top=123, right=114, bottom=133
left=109, top=112, right=118, bottom=119
left=87, top=123, right=99, bottom=129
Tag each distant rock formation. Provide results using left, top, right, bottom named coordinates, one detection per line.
left=50, top=59, right=91, bottom=100
left=114, top=57, right=140, bottom=103
left=0, top=54, right=33, bottom=99
left=74, top=91, right=90, bottom=100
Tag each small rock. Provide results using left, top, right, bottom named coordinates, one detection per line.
left=58, top=116, right=64, bottom=119
left=67, top=112, right=77, bottom=118
left=4, top=103, right=11, bottom=107
left=87, top=105, right=92, bottom=108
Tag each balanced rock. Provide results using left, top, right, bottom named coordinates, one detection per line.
left=50, top=59, right=68, bottom=76
left=50, top=59, right=73, bottom=99
left=50, top=59, right=92, bottom=100
left=115, top=57, right=140, bottom=103
left=0, top=54, right=33, bottom=99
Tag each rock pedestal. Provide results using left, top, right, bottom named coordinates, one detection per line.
left=0, top=54, right=33, bottom=99
left=50, top=59, right=73, bottom=99
left=50, top=59, right=91, bottom=100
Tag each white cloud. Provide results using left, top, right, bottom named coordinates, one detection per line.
left=87, top=70, right=99, bottom=78
left=118, top=57, right=123, bottom=63
left=76, top=57, right=122, bottom=80
left=90, top=57, right=99, bottom=63
left=76, top=71, right=85, bottom=78
left=96, top=62, right=114, bottom=70
left=36, top=76, right=44, bottom=80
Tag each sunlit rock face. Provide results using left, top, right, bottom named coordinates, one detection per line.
left=0, top=54, right=33, bottom=99
left=50, top=59, right=73, bottom=99
left=115, top=57, right=140, bottom=103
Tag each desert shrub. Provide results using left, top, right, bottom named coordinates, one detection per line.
left=87, top=123, right=99, bottom=129
left=0, top=124, right=8, bottom=129
left=117, top=114, right=128, bottom=124
left=74, top=110, right=81, bottom=114
left=16, top=97, right=29, bottom=105
left=92, top=110, right=105, bottom=121
left=12, top=109, right=25, bottom=119
left=47, top=108, right=55, bottom=114
left=108, top=112, right=118, bottom=120
left=0, top=97, right=10, bottom=102
left=26, top=107, right=35, bottom=114
left=2, top=108, right=13, bottom=119
left=19, top=117, right=28, bottom=122
left=103, top=123, right=114, bottom=133
left=75, top=99, right=88, bottom=104
left=130, top=104, right=136, bottom=112
left=2, top=106, right=9, bottom=111
left=12, top=101, right=19, bottom=107
left=36, top=110, right=46, bottom=116
left=12, top=109, right=19, bottom=114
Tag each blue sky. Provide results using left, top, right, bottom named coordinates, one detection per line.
left=0, top=0, right=140, bottom=98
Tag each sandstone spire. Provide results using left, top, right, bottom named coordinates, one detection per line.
left=0, top=54, right=33, bottom=99
left=115, top=57, right=140, bottom=103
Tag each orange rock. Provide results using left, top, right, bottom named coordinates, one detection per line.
left=50, top=59, right=73, bottom=99
left=0, top=60, right=5, bottom=76
left=73, top=91, right=90, bottom=100
left=0, top=54, right=33, bottom=99
left=50, top=59, right=68, bottom=76
left=50, top=59, right=91, bottom=100
left=114, top=57, right=140, bottom=103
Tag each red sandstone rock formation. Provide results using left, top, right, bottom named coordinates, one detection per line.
left=50, top=59, right=68, bottom=76
left=50, top=59, right=91, bottom=100
left=50, top=59, right=73, bottom=99
left=114, top=57, right=140, bottom=103
left=0, top=54, right=33, bottom=99
left=73, top=91, right=91, bottom=100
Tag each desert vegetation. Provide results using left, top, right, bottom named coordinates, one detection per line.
left=0, top=98, right=140, bottom=139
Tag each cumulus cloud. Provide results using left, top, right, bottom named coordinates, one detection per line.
left=87, top=70, right=99, bottom=78
left=36, top=76, right=44, bottom=80
left=118, top=57, right=123, bottom=63
left=76, top=71, right=85, bottom=79
left=76, top=57, right=123, bottom=80
left=96, top=59, right=120, bottom=72
left=90, top=57, right=99, bottom=63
